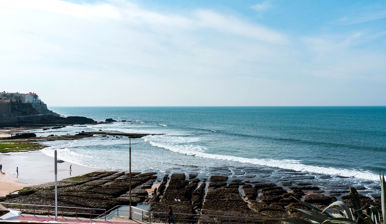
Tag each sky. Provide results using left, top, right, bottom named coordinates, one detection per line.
left=1, top=0, right=386, bottom=106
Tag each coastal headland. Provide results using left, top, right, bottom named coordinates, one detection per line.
left=0, top=92, right=96, bottom=127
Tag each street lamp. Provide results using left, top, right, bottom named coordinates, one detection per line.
left=129, top=137, right=132, bottom=220
left=127, top=134, right=149, bottom=220
left=54, top=150, right=58, bottom=221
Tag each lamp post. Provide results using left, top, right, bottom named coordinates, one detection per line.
left=129, top=138, right=132, bottom=220
left=54, top=150, right=58, bottom=221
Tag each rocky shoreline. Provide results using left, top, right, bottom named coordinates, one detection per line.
left=0, top=92, right=97, bottom=128
left=0, top=110, right=97, bottom=128
left=0, top=117, right=382, bottom=222
left=0, top=171, right=381, bottom=223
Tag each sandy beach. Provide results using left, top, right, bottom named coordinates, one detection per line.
left=0, top=172, right=25, bottom=197
left=0, top=128, right=14, bottom=138
left=0, top=150, right=97, bottom=195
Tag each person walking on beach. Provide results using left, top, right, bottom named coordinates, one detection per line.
left=0, top=164, right=2, bottom=174
left=168, top=206, right=175, bottom=224
left=70, top=164, right=72, bottom=176
left=16, top=166, right=19, bottom=178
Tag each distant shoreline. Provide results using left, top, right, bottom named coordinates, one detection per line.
left=50, top=105, right=386, bottom=108
left=0, top=126, right=97, bottom=196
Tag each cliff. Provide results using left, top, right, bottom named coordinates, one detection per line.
left=0, top=92, right=96, bottom=127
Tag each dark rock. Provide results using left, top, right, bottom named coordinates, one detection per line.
left=355, top=186, right=366, bottom=190
left=202, top=185, right=254, bottom=216
left=3, top=171, right=156, bottom=218
left=297, top=182, right=312, bottom=186
left=241, top=185, right=257, bottom=200
left=151, top=173, right=198, bottom=222
left=189, top=173, right=198, bottom=179
left=282, top=181, right=292, bottom=186
left=64, top=116, right=96, bottom=125
left=304, top=193, right=336, bottom=205
left=192, top=182, right=206, bottom=212
left=229, top=179, right=243, bottom=187
left=342, top=194, right=374, bottom=208
left=171, top=173, right=186, bottom=181
left=291, top=185, right=319, bottom=192
left=51, top=126, right=64, bottom=129
left=105, top=118, right=117, bottom=123
left=7, top=114, right=97, bottom=127
left=255, top=183, right=276, bottom=190
left=8, top=133, right=36, bottom=139
left=285, top=203, right=308, bottom=218
left=279, top=196, right=298, bottom=205
left=209, top=176, right=228, bottom=182
left=298, top=186, right=320, bottom=191
left=261, top=186, right=287, bottom=195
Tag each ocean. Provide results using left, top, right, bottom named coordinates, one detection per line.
left=37, top=107, right=386, bottom=195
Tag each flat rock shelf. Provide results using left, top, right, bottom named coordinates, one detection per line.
left=0, top=171, right=382, bottom=223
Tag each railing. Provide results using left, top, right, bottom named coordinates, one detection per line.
left=149, top=211, right=282, bottom=224
left=3, top=202, right=283, bottom=224
left=1, top=202, right=107, bottom=221
left=99, top=205, right=282, bottom=224
left=97, top=204, right=152, bottom=223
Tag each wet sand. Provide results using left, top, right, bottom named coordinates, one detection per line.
left=0, top=172, right=26, bottom=197
left=0, top=129, right=13, bottom=138
left=0, top=127, right=97, bottom=196
left=0, top=150, right=97, bottom=186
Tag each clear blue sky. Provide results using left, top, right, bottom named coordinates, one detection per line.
left=1, top=0, right=386, bottom=106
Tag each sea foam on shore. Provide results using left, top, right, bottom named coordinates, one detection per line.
left=29, top=106, right=386, bottom=197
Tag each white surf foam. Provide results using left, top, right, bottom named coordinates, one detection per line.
left=43, top=138, right=130, bottom=148
left=41, top=147, right=94, bottom=167
left=144, top=135, right=201, bottom=144
left=144, top=135, right=206, bottom=155
left=145, top=138, right=379, bottom=181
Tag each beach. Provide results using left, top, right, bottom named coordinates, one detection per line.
left=0, top=150, right=96, bottom=194
left=0, top=128, right=20, bottom=138
left=0, top=172, right=25, bottom=197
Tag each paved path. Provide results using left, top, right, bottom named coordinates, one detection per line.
left=18, top=214, right=143, bottom=224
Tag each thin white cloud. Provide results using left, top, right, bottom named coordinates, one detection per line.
left=0, top=0, right=285, bottom=43
left=194, top=10, right=287, bottom=44
left=336, top=7, right=386, bottom=25
left=0, top=0, right=289, bottom=84
left=0, top=0, right=385, bottom=106
left=303, top=33, right=386, bottom=80
left=0, top=0, right=123, bottom=20
left=251, top=1, right=272, bottom=12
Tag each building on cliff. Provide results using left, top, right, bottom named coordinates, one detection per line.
left=0, top=92, right=42, bottom=104
left=0, top=91, right=96, bottom=127
left=0, top=92, right=50, bottom=115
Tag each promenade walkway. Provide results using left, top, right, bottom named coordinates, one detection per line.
left=17, top=214, right=143, bottom=224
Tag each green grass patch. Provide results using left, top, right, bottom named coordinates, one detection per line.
left=64, top=176, right=91, bottom=182
left=18, top=187, right=36, bottom=195
left=0, top=140, right=45, bottom=153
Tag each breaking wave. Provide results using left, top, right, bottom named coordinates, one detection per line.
left=144, top=136, right=379, bottom=181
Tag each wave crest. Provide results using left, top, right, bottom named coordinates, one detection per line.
left=145, top=136, right=379, bottom=181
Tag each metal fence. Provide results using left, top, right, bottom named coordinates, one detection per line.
left=99, top=205, right=282, bottom=224
left=98, top=205, right=151, bottom=222
left=2, top=202, right=282, bottom=224
left=1, top=202, right=106, bottom=220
